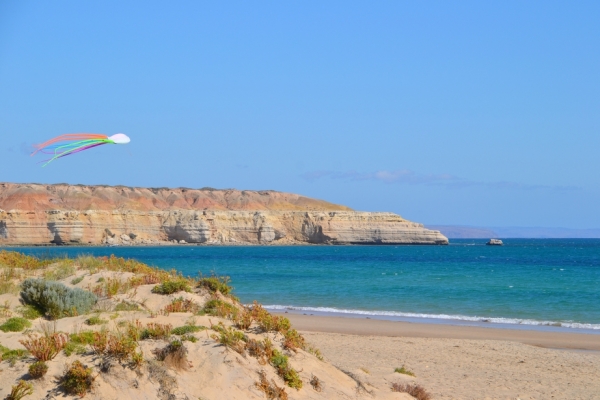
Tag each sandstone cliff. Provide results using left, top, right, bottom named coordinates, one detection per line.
left=0, top=183, right=448, bottom=245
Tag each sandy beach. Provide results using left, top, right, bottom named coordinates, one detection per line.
left=274, top=313, right=600, bottom=399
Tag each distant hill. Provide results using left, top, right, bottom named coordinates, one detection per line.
left=427, top=225, right=600, bottom=239
left=426, top=225, right=498, bottom=239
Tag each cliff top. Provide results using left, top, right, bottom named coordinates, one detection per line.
left=0, top=182, right=352, bottom=212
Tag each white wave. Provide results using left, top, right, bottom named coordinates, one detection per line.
left=263, top=305, right=600, bottom=330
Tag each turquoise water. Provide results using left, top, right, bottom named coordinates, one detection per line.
left=6, top=239, right=600, bottom=330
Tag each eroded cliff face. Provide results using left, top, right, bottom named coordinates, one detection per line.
left=0, top=183, right=448, bottom=245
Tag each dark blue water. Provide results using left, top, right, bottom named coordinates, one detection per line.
left=5, top=239, right=600, bottom=330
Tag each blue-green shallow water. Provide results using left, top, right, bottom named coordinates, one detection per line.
left=4, top=239, right=600, bottom=331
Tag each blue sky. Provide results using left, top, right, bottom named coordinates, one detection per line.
left=1, top=1, right=599, bottom=228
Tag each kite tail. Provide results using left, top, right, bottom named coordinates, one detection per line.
left=31, top=133, right=109, bottom=156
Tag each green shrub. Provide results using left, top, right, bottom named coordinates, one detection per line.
left=151, top=278, right=191, bottom=295
left=70, top=276, right=84, bottom=285
left=20, top=278, right=97, bottom=319
left=171, top=325, right=205, bottom=335
left=197, top=275, right=233, bottom=296
left=85, top=315, right=107, bottom=325
left=0, top=347, right=29, bottom=366
left=43, top=263, right=76, bottom=281
left=29, top=360, right=49, bottom=379
left=62, top=360, right=95, bottom=396
left=140, top=323, right=172, bottom=340
left=0, top=281, right=18, bottom=295
left=0, top=317, right=32, bottom=332
left=19, top=333, right=68, bottom=361
left=114, top=301, right=140, bottom=311
left=76, top=255, right=105, bottom=273
left=181, top=334, right=197, bottom=343
left=210, top=323, right=246, bottom=354
left=64, top=342, right=87, bottom=356
left=18, top=305, right=43, bottom=320
left=5, top=380, right=33, bottom=400
left=69, top=331, right=96, bottom=345
left=202, top=299, right=238, bottom=318
left=270, top=349, right=303, bottom=389
left=394, top=366, right=415, bottom=376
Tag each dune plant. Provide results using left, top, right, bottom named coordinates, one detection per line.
left=197, top=274, right=233, bottom=296
left=114, top=301, right=140, bottom=312
left=140, top=322, right=172, bottom=340
left=18, top=305, right=43, bottom=320
left=233, top=308, right=253, bottom=330
left=202, top=299, right=238, bottom=318
left=0, top=317, right=32, bottom=332
left=19, top=332, right=68, bottom=361
left=255, top=370, right=288, bottom=400
left=270, top=350, right=302, bottom=389
left=5, top=380, right=33, bottom=400
left=20, top=278, right=97, bottom=319
left=391, top=383, right=431, bottom=400
left=43, top=263, right=75, bottom=281
left=84, top=315, right=107, bottom=326
left=0, top=250, right=53, bottom=270
left=153, top=339, right=189, bottom=370
left=282, top=329, right=305, bottom=352
left=28, top=360, right=49, bottom=379
left=151, top=277, right=191, bottom=295
left=164, top=297, right=199, bottom=313
left=210, top=323, right=246, bottom=354
left=171, top=325, right=204, bottom=335
left=310, top=374, right=322, bottom=392
left=70, top=276, right=84, bottom=285
left=0, top=345, right=30, bottom=366
left=394, top=365, right=415, bottom=376
left=62, top=361, right=95, bottom=397
left=247, top=337, right=275, bottom=365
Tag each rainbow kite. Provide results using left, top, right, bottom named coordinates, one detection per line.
left=31, top=133, right=131, bottom=166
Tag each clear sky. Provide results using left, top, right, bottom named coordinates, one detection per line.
left=1, top=1, right=599, bottom=229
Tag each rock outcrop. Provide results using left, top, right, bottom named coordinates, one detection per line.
left=0, top=183, right=448, bottom=245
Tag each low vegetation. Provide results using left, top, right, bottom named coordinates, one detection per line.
left=0, top=251, right=344, bottom=398
left=0, top=317, right=32, bottom=332
left=171, top=325, right=205, bottom=335
left=5, top=380, right=33, bottom=400
left=17, top=304, right=42, bottom=320
left=20, top=278, right=97, bottom=319
left=197, top=274, right=233, bottom=296
left=0, top=345, right=29, bottom=366
left=270, top=349, right=303, bottom=389
left=395, top=365, right=416, bottom=376
left=151, top=277, right=191, bottom=295
left=164, top=297, right=199, bottom=313
left=85, top=315, right=108, bottom=325
left=20, top=332, right=68, bottom=361
left=114, top=300, right=140, bottom=311
left=153, top=339, right=189, bottom=370
left=310, top=374, right=322, bottom=392
left=62, top=360, right=96, bottom=397
left=256, top=370, right=288, bottom=400
left=28, top=360, right=49, bottom=379
left=391, top=382, right=432, bottom=400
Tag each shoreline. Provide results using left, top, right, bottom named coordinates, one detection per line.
left=273, top=312, right=600, bottom=351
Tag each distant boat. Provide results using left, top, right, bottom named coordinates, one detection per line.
left=107, top=243, right=120, bottom=247
left=486, top=239, right=503, bottom=246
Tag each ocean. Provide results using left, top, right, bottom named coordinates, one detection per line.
left=6, top=239, right=600, bottom=332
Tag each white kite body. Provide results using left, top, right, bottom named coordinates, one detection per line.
left=109, top=133, right=131, bottom=144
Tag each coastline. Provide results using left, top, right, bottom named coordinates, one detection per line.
left=273, top=312, right=600, bottom=351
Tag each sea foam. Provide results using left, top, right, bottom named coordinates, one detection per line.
left=263, top=305, right=600, bottom=330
